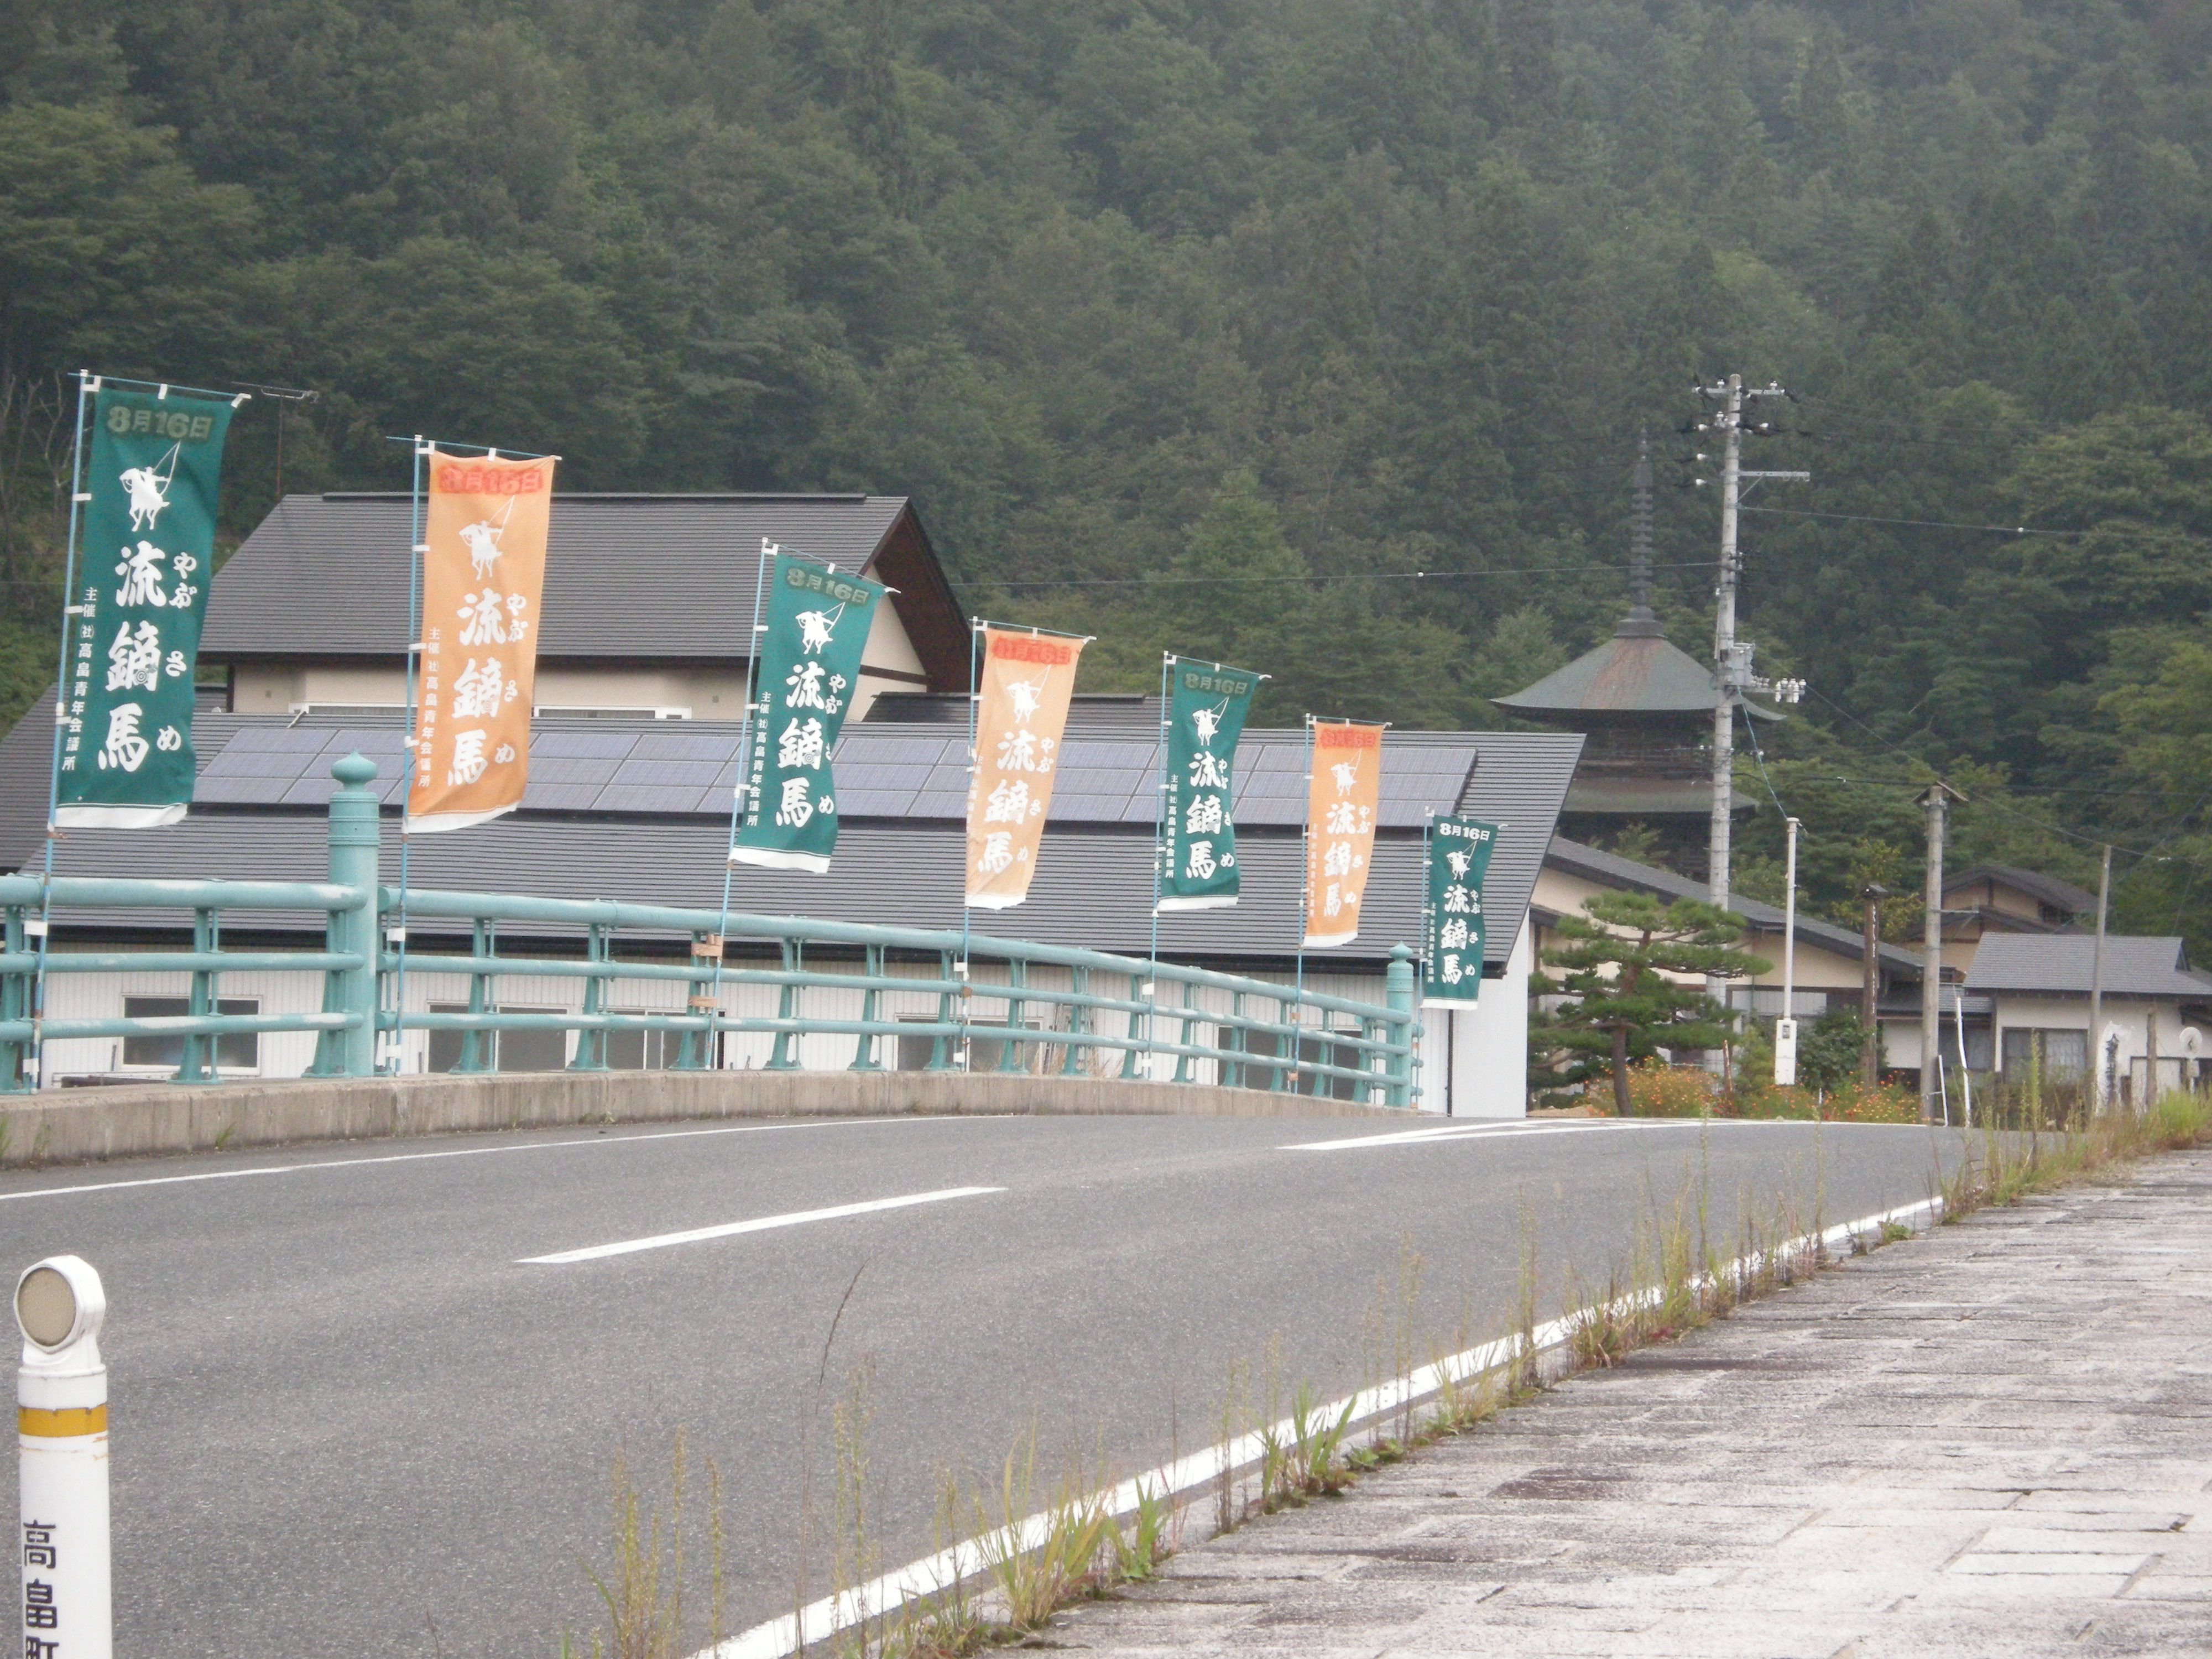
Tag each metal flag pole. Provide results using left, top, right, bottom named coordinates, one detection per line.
left=388, top=435, right=428, bottom=1074
left=708, top=537, right=779, bottom=1068
left=30, top=371, right=95, bottom=1090
left=1148, top=652, right=1172, bottom=1070
left=1294, top=713, right=1315, bottom=1095
left=1421, top=808, right=1434, bottom=1112
left=959, top=618, right=984, bottom=1070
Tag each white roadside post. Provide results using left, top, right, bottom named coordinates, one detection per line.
left=16, top=1257, right=108, bottom=1659
left=1775, top=816, right=1800, bottom=1087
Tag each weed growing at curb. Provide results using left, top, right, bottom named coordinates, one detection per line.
left=564, top=1096, right=2212, bottom=1659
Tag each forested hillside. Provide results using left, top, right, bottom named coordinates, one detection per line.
left=4, top=0, right=2211, bottom=942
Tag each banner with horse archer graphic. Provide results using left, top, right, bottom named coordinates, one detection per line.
left=729, top=552, right=885, bottom=872
left=406, top=448, right=556, bottom=833
left=55, top=386, right=236, bottom=827
left=964, top=624, right=1086, bottom=909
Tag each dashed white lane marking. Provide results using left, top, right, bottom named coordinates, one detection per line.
left=516, top=1185, right=1006, bottom=1264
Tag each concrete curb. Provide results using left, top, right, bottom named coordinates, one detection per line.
left=0, top=1070, right=1400, bottom=1167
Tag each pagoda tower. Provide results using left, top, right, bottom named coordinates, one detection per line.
left=1492, top=434, right=1767, bottom=875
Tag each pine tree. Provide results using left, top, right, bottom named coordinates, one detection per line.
left=1533, top=893, right=1771, bottom=1117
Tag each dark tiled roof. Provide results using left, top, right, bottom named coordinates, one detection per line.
left=0, top=687, right=55, bottom=872
left=9, top=711, right=1582, bottom=971
left=202, top=492, right=952, bottom=665
left=1944, top=863, right=2097, bottom=919
left=1966, top=934, right=2212, bottom=998
left=1541, top=835, right=1921, bottom=974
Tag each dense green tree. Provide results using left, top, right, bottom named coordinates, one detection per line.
left=1534, top=892, right=1771, bottom=1117
left=0, top=0, right=2209, bottom=944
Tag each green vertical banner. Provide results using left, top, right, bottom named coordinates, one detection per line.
left=729, top=552, right=884, bottom=872
left=1425, top=815, right=1500, bottom=1006
left=56, top=386, right=237, bottom=827
left=1157, top=657, right=1260, bottom=912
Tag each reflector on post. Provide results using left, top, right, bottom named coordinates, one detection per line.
left=17, top=1254, right=109, bottom=1659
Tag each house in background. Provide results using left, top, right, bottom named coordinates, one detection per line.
left=3, top=444, right=1586, bottom=1132
left=1532, top=835, right=1919, bottom=1034
left=0, top=701, right=1577, bottom=1114
left=1964, top=934, right=2212, bottom=1102
left=1937, top=863, right=2097, bottom=975
left=200, top=492, right=971, bottom=719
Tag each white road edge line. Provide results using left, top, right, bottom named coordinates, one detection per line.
left=517, top=1186, right=1005, bottom=1265
left=1280, top=1119, right=1715, bottom=1151
left=0, top=1116, right=1008, bottom=1205
left=697, top=1189, right=1946, bottom=1659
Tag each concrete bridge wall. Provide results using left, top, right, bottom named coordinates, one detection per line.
left=0, top=1070, right=1397, bottom=1169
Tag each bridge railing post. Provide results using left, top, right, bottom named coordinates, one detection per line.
left=1384, top=944, right=1416, bottom=1108
left=315, top=753, right=381, bottom=1079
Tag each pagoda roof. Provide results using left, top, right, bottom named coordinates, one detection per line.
left=1495, top=632, right=1715, bottom=716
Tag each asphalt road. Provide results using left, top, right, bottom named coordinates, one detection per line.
left=0, top=1109, right=1968, bottom=1657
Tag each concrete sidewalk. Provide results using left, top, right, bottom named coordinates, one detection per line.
left=1057, top=1147, right=2212, bottom=1657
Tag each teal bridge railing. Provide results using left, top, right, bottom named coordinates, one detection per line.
left=0, top=755, right=1421, bottom=1104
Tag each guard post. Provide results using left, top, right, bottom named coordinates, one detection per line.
left=16, top=1256, right=108, bottom=1659
left=1385, top=944, right=1416, bottom=1108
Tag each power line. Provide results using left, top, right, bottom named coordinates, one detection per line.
left=983, top=559, right=1714, bottom=590
left=1799, top=684, right=2208, bottom=868
left=1739, top=504, right=2212, bottom=546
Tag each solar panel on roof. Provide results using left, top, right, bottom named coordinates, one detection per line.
left=1051, top=794, right=1133, bottom=822
left=531, top=732, right=640, bottom=759
left=321, top=729, right=409, bottom=753
left=630, top=733, right=741, bottom=763
left=833, top=736, right=954, bottom=764
left=834, top=789, right=918, bottom=816
left=225, top=727, right=334, bottom=753
left=611, top=760, right=723, bottom=787
left=198, top=777, right=294, bottom=805
left=207, top=749, right=317, bottom=779
left=529, top=757, right=623, bottom=785
left=522, top=783, right=607, bottom=811
left=595, top=785, right=713, bottom=814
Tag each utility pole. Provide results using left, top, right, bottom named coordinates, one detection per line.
left=1692, top=374, right=1805, bottom=915
left=1919, top=781, right=1964, bottom=1124
left=1690, top=377, right=1806, bottom=1077
left=2091, top=843, right=2111, bottom=1111
left=1860, top=883, right=1886, bottom=1086
left=1775, top=815, right=1800, bottom=1087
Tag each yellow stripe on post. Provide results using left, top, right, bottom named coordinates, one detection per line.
left=19, top=1404, right=107, bottom=1437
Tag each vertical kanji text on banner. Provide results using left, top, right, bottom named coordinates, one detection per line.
left=1158, top=658, right=1261, bottom=913
left=406, top=449, right=557, bottom=833
left=1425, top=814, right=1500, bottom=1006
left=55, top=387, right=238, bottom=828
left=1302, top=719, right=1384, bottom=948
left=731, top=554, right=885, bottom=873
left=965, top=625, right=1087, bottom=910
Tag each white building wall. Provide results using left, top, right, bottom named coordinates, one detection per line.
left=33, top=951, right=1422, bottom=1095
left=1428, top=914, right=1530, bottom=1119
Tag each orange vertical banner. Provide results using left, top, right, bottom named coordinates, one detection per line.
left=1303, top=719, right=1384, bottom=948
left=407, top=448, right=557, bottom=833
left=965, top=625, right=1086, bottom=909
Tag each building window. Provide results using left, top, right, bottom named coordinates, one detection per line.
left=2000, top=1027, right=2086, bottom=1081
left=427, top=1004, right=568, bottom=1073
left=121, top=996, right=259, bottom=1072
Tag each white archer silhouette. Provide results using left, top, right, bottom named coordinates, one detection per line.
left=120, top=444, right=179, bottom=533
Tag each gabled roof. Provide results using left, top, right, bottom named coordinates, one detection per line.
left=1541, top=835, right=1921, bottom=973
left=1966, top=934, right=2212, bottom=998
left=202, top=492, right=969, bottom=685
left=1944, top=863, right=2096, bottom=919
left=4, top=708, right=1582, bottom=971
